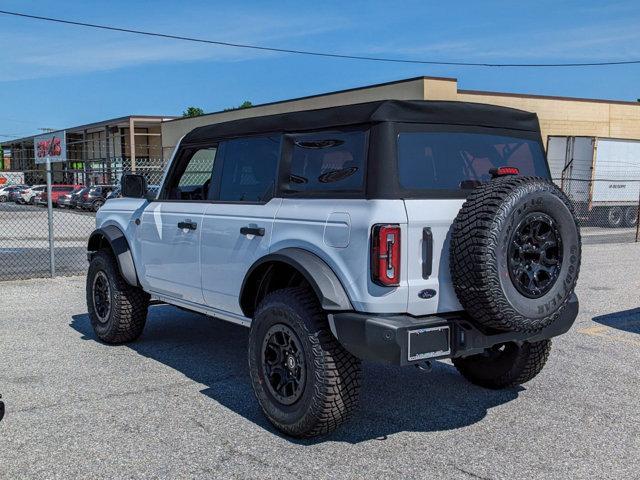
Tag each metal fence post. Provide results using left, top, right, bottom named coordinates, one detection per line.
left=46, top=157, right=56, bottom=277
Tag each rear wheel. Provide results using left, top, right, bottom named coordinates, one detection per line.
left=248, top=287, right=361, bottom=438
left=453, top=340, right=552, bottom=389
left=86, top=250, right=150, bottom=343
left=624, top=206, right=638, bottom=228
left=606, top=206, right=624, bottom=228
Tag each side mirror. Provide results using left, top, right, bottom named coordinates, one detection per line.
left=121, top=174, right=148, bottom=199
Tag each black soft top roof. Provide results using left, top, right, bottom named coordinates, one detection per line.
left=182, top=100, right=540, bottom=144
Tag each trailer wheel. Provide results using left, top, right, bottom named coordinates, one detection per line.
left=606, top=206, right=624, bottom=228
left=624, top=206, right=638, bottom=228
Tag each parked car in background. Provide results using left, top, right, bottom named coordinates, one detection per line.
left=8, top=188, right=23, bottom=203
left=0, top=185, right=28, bottom=203
left=58, top=186, right=87, bottom=209
left=79, top=185, right=114, bottom=211
left=17, top=185, right=46, bottom=204
left=37, top=185, right=82, bottom=207
left=106, top=184, right=159, bottom=201
left=105, top=186, right=120, bottom=200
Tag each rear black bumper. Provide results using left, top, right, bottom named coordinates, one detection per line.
left=328, top=294, right=579, bottom=366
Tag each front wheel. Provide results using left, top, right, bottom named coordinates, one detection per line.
left=93, top=200, right=105, bottom=212
left=452, top=340, right=552, bottom=389
left=248, top=287, right=361, bottom=438
left=86, top=250, right=150, bottom=343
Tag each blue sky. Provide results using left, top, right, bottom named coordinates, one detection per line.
left=1, top=0, right=639, bottom=139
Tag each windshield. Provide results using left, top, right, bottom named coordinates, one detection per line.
left=397, top=132, right=548, bottom=192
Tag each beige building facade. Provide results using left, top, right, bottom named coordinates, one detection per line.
left=161, top=76, right=640, bottom=158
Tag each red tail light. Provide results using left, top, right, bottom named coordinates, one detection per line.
left=371, top=224, right=401, bottom=286
left=490, top=166, right=519, bottom=177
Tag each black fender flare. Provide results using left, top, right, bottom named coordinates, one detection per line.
left=240, top=248, right=353, bottom=315
left=87, top=225, right=139, bottom=287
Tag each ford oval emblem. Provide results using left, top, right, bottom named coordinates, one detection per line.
left=418, top=289, right=436, bottom=299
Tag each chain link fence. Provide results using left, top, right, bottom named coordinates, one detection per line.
left=0, top=158, right=166, bottom=281
left=1, top=167, right=639, bottom=281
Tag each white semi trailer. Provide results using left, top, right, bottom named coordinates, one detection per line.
left=547, top=136, right=640, bottom=228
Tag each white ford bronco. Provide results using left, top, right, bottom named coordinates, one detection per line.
left=86, top=100, right=581, bottom=438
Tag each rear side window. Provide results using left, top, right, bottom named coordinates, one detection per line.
left=288, top=130, right=366, bottom=194
left=218, top=136, right=280, bottom=202
left=397, top=132, right=548, bottom=192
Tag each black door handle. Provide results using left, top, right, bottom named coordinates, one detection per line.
left=240, top=226, right=265, bottom=236
left=177, top=221, right=197, bottom=230
left=422, top=227, right=433, bottom=278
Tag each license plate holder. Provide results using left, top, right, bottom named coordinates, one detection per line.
left=407, top=325, right=451, bottom=361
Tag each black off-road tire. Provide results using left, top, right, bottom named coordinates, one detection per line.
left=86, top=249, right=150, bottom=343
left=453, top=339, right=552, bottom=389
left=450, top=176, right=581, bottom=333
left=248, top=287, right=361, bottom=438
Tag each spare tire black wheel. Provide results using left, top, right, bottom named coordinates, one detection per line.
left=450, top=176, right=581, bottom=333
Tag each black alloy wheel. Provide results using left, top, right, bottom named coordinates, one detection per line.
left=261, top=324, right=306, bottom=405
left=92, top=270, right=112, bottom=323
left=248, top=287, right=361, bottom=437
left=508, top=212, right=563, bottom=298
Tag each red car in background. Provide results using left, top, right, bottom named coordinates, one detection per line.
left=35, top=184, right=84, bottom=207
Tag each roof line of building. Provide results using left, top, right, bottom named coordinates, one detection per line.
left=459, top=88, right=640, bottom=107
left=163, top=75, right=640, bottom=125
left=1, top=114, right=178, bottom=146
left=162, top=76, right=457, bottom=124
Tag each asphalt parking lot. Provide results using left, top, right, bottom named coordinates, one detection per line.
left=0, top=242, right=639, bottom=479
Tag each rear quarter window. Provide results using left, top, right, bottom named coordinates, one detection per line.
left=287, top=130, right=367, bottom=194
left=397, top=132, right=548, bottom=192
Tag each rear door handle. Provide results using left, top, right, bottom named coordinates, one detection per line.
left=177, top=220, right=197, bottom=230
left=422, top=227, right=433, bottom=278
left=240, top=226, right=265, bottom=236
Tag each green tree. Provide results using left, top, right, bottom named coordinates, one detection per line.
left=182, top=106, right=205, bottom=117
left=224, top=101, right=254, bottom=111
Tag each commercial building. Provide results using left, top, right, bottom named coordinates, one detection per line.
left=3, top=76, right=639, bottom=186
left=1, top=115, right=176, bottom=184
left=161, top=76, right=640, bottom=179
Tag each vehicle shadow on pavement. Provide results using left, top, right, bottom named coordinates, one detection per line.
left=71, top=305, right=522, bottom=444
left=593, top=307, right=640, bottom=334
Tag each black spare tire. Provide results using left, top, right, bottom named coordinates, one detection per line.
left=450, top=176, right=581, bottom=332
